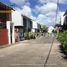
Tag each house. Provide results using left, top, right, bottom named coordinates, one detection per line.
left=37, top=23, right=41, bottom=32
left=23, top=15, right=32, bottom=33
left=61, top=10, right=67, bottom=30
left=0, top=2, right=14, bottom=45
left=48, top=26, right=54, bottom=33
left=12, top=11, right=33, bottom=41
left=12, top=11, right=24, bottom=41
left=32, top=20, right=38, bottom=33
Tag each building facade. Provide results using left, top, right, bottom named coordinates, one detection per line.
left=12, top=11, right=33, bottom=41
left=61, top=10, right=67, bottom=30
left=32, top=20, right=38, bottom=33
left=12, top=11, right=24, bottom=41
left=23, top=15, right=32, bottom=33
left=0, top=2, right=14, bottom=45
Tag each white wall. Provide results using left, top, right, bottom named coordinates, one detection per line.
left=32, top=29, right=35, bottom=32
left=12, top=23, right=15, bottom=44
left=6, top=21, right=11, bottom=45
left=31, top=21, right=38, bottom=32
left=48, top=26, right=54, bottom=33
left=32, top=21, right=37, bottom=29
left=12, top=11, right=23, bottom=26
left=6, top=21, right=15, bottom=45
left=61, top=16, right=65, bottom=25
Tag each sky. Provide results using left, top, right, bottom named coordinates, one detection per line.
left=0, top=0, right=67, bottom=26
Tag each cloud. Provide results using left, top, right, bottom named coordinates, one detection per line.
left=35, top=11, right=65, bottom=26
left=59, top=11, right=64, bottom=16
left=38, top=0, right=67, bottom=4
left=10, top=0, right=28, bottom=6
left=33, top=0, right=66, bottom=26
left=35, top=13, right=56, bottom=26
left=21, top=5, right=32, bottom=17
left=34, top=3, right=57, bottom=14
left=14, top=5, right=36, bottom=20
left=56, top=11, right=64, bottom=24
left=14, top=2, right=63, bottom=26
left=31, top=16, right=36, bottom=20
left=59, top=0, right=67, bottom=3
left=10, top=0, right=65, bottom=26
left=33, top=2, right=62, bottom=26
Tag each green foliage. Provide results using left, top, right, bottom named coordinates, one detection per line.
left=25, top=32, right=36, bottom=40
left=52, top=30, right=57, bottom=33
left=25, top=32, right=29, bottom=40
left=57, top=31, right=67, bottom=53
left=41, top=25, right=48, bottom=32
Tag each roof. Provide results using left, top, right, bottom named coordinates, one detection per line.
left=0, top=2, right=14, bottom=10
left=64, top=10, right=67, bottom=16
left=22, top=15, right=32, bottom=21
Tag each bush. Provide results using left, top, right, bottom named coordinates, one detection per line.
left=25, top=32, right=36, bottom=40
left=25, top=32, right=29, bottom=40
left=57, top=31, right=67, bottom=54
left=52, top=30, right=57, bottom=33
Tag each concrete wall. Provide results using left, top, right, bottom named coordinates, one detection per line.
left=32, top=21, right=37, bottom=29
left=6, top=21, right=15, bottom=45
left=32, top=21, right=38, bottom=32
left=61, top=16, right=65, bottom=25
left=12, top=11, right=23, bottom=26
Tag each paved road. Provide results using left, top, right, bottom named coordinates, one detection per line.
left=0, top=34, right=67, bottom=67
left=45, top=38, right=67, bottom=67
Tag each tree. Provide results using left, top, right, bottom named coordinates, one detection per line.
left=41, top=25, right=48, bottom=33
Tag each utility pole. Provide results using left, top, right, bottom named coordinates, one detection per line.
left=54, top=0, right=59, bottom=26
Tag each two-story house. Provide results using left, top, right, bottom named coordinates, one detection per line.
left=23, top=15, right=32, bottom=33
left=12, top=11, right=33, bottom=42
left=12, top=11, right=24, bottom=42
left=0, top=2, right=14, bottom=45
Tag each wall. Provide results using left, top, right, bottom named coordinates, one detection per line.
left=0, top=29, right=8, bottom=45
left=32, top=21, right=37, bottom=29
left=23, top=16, right=32, bottom=32
left=12, top=11, right=23, bottom=26
left=6, top=21, right=15, bottom=44
left=61, top=16, right=65, bottom=25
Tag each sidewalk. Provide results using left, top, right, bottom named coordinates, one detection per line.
left=45, top=37, right=67, bottom=67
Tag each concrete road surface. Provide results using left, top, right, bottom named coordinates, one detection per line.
left=0, top=34, right=67, bottom=67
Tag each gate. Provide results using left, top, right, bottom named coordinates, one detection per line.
left=0, top=29, right=8, bottom=45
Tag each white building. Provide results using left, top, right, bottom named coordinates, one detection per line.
left=60, top=10, right=67, bottom=25
left=60, top=10, right=67, bottom=30
left=61, top=16, right=65, bottom=25
left=12, top=10, right=34, bottom=41
left=12, top=11, right=24, bottom=42
left=48, top=26, right=54, bottom=33
left=32, top=21, right=38, bottom=32
left=12, top=10, right=23, bottom=26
